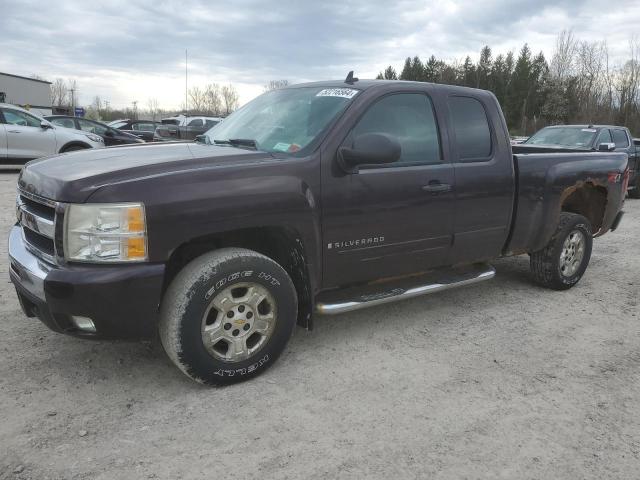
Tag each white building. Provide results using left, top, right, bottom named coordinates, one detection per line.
left=0, top=72, right=52, bottom=116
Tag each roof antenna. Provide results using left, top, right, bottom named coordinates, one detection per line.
left=345, top=70, right=358, bottom=85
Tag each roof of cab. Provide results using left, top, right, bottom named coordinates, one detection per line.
left=284, top=79, right=495, bottom=97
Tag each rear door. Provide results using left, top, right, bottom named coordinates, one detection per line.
left=445, top=94, right=514, bottom=263
left=321, top=89, right=456, bottom=287
left=1, top=107, right=57, bottom=159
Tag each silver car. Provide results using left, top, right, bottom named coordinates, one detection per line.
left=0, top=103, right=104, bottom=164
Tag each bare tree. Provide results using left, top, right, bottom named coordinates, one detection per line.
left=221, top=85, right=239, bottom=114
left=264, top=79, right=289, bottom=91
left=189, top=86, right=206, bottom=113
left=147, top=98, right=160, bottom=121
left=50, top=78, right=68, bottom=107
left=550, top=30, right=576, bottom=80
left=204, top=84, right=223, bottom=116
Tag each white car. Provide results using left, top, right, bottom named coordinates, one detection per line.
left=0, top=103, right=104, bottom=164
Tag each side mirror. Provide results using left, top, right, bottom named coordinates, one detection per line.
left=338, top=133, right=401, bottom=171
left=598, top=142, right=615, bottom=152
left=104, top=129, right=115, bottom=137
left=195, top=134, right=210, bottom=144
left=40, top=120, right=52, bottom=129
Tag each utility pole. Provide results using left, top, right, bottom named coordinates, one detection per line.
left=185, top=49, right=188, bottom=116
left=70, top=88, right=75, bottom=116
left=132, top=100, right=138, bottom=120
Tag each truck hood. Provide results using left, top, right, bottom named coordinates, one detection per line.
left=18, top=142, right=270, bottom=203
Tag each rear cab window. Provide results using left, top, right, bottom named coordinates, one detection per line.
left=447, top=96, right=492, bottom=161
left=611, top=129, right=629, bottom=148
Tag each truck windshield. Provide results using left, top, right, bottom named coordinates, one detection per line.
left=525, top=127, right=597, bottom=148
left=204, top=86, right=359, bottom=154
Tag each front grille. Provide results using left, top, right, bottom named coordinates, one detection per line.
left=17, top=190, right=58, bottom=263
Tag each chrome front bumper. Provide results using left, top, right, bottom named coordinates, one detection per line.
left=8, top=225, right=51, bottom=301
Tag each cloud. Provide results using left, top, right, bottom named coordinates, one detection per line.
left=1, top=0, right=638, bottom=109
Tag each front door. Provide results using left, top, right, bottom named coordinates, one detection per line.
left=321, top=91, right=455, bottom=288
left=1, top=108, right=57, bottom=159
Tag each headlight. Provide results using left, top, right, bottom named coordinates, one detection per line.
left=64, top=203, right=148, bottom=262
left=85, top=133, right=103, bottom=143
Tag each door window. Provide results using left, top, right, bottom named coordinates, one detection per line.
left=50, top=117, right=76, bottom=129
left=133, top=122, right=156, bottom=131
left=595, top=129, right=612, bottom=145
left=352, top=93, right=441, bottom=165
left=611, top=129, right=629, bottom=148
left=188, top=118, right=204, bottom=127
left=2, top=109, right=41, bottom=127
left=78, top=119, right=108, bottom=135
left=448, top=96, right=492, bottom=161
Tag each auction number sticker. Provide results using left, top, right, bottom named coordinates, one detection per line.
left=316, top=88, right=359, bottom=99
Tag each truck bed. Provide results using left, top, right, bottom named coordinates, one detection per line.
left=506, top=151, right=628, bottom=255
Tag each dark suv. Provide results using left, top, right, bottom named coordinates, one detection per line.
left=45, top=116, right=144, bottom=147
left=108, top=119, right=161, bottom=142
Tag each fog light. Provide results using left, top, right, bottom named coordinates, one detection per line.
left=71, top=315, right=96, bottom=333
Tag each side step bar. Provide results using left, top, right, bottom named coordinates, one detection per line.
left=316, top=264, right=496, bottom=315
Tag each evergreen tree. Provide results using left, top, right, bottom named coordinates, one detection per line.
left=477, top=46, right=492, bottom=90
left=507, top=44, right=533, bottom=131
left=400, top=57, right=413, bottom=80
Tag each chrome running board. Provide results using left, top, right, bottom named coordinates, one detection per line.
left=316, top=263, right=496, bottom=315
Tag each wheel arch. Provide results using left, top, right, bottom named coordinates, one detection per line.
left=162, top=225, right=315, bottom=329
left=560, top=181, right=607, bottom=235
left=59, top=141, right=92, bottom=153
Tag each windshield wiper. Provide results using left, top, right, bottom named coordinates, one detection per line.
left=213, top=138, right=258, bottom=150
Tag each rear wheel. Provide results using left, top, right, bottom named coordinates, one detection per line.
left=530, top=212, right=593, bottom=290
left=159, top=248, right=297, bottom=385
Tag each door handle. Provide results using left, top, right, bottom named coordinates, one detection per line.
left=422, top=182, right=452, bottom=193
left=8, top=130, right=21, bottom=134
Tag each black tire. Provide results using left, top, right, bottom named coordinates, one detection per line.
left=530, top=212, right=593, bottom=290
left=159, top=248, right=297, bottom=385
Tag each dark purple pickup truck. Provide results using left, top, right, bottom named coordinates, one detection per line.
left=10, top=76, right=628, bottom=385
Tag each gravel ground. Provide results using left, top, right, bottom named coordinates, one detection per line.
left=0, top=171, right=638, bottom=479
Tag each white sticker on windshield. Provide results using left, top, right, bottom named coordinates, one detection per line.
left=316, top=88, right=359, bottom=99
left=582, top=128, right=597, bottom=132
left=273, top=142, right=291, bottom=152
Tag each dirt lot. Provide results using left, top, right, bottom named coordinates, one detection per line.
left=0, top=170, right=638, bottom=480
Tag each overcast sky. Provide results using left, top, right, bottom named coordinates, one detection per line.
left=1, top=0, right=639, bottom=109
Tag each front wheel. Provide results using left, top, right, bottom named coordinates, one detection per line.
left=530, top=212, right=593, bottom=290
left=159, top=248, right=298, bottom=385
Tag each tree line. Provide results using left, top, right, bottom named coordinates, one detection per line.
left=48, top=78, right=241, bottom=122
left=376, top=31, right=640, bottom=136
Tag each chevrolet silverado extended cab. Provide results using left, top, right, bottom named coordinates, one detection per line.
left=10, top=77, right=628, bottom=385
